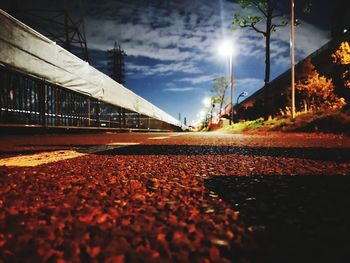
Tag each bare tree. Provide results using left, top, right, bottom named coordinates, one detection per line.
left=211, top=76, right=229, bottom=113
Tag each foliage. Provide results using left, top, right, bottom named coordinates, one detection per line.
left=332, top=41, right=350, bottom=88
left=332, top=41, right=350, bottom=65
left=232, top=1, right=288, bottom=36
left=220, top=110, right=350, bottom=135
left=247, top=118, right=265, bottom=127
left=296, top=58, right=315, bottom=81
left=211, top=76, right=228, bottom=112
left=220, top=117, right=266, bottom=133
left=296, top=63, right=345, bottom=110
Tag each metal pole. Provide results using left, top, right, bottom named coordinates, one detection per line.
left=229, top=54, right=234, bottom=125
left=291, top=0, right=296, bottom=119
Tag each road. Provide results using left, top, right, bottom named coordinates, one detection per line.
left=1, top=131, right=350, bottom=262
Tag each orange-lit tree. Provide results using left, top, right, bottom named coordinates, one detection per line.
left=332, top=41, right=350, bottom=89
left=296, top=60, right=345, bottom=111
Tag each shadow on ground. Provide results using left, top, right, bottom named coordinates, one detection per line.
left=205, top=175, right=350, bottom=263
left=2, top=145, right=349, bottom=163
left=97, top=145, right=350, bottom=163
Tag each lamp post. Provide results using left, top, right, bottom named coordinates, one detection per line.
left=229, top=54, right=234, bottom=125
left=219, top=41, right=234, bottom=125
left=236, top=91, right=248, bottom=121
left=291, top=0, right=296, bottom=119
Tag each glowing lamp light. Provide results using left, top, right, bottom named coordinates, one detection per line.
left=202, top=97, right=211, bottom=106
left=218, top=40, right=234, bottom=58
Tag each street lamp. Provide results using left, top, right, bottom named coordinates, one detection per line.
left=236, top=91, right=248, bottom=106
left=219, top=40, right=234, bottom=125
left=236, top=91, right=248, bottom=122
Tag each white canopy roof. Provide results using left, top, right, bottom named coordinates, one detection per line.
left=0, top=9, right=183, bottom=128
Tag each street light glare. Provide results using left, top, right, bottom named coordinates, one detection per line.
left=219, top=40, right=233, bottom=57
left=218, top=39, right=235, bottom=125
left=202, top=97, right=211, bottom=106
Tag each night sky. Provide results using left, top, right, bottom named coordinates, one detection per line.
left=1, top=0, right=344, bottom=125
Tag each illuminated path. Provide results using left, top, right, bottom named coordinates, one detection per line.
left=1, top=132, right=350, bottom=262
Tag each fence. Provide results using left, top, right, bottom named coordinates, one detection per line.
left=0, top=66, right=179, bottom=131
left=0, top=9, right=183, bottom=132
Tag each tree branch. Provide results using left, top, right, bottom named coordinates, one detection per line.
left=251, top=24, right=266, bottom=35
left=271, top=22, right=288, bottom=32
left=256, top=5, right=268, bottom=17
left=272, top=23, right=287, bottom=28
left=240, top=23, right=266, bottom=35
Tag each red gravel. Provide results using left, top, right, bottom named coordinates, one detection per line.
left=1, top=132, right=350, bottom=262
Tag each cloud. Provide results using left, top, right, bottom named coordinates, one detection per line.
left=85, top=10, right=210, bottom=60
left=83, top=0, right=330, bottom=80
left=126, top=61, right=200, bottom=77
left=84, top=1, right=238, bottom=68
left=235, top=78, right=264, bottom=88
left=162, top=83, right=199, bottom=92
left=163, top=87, right=199, bottom=92
left=175, top=74, right=220, bottom=84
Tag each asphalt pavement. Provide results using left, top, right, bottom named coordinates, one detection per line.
left=1, top=131, right=350, bottom=262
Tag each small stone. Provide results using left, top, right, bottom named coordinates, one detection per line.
left=248, top=225, right=266, bottom=232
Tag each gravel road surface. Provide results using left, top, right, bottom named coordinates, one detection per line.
left=1, top=132, right=350, bottom=262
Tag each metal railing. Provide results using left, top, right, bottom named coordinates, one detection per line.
left=0, top=66, right=180, bottom=132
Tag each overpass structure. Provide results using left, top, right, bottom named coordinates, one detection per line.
left=0, top=10, right=184, bottom=132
